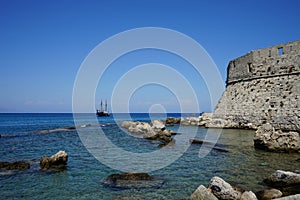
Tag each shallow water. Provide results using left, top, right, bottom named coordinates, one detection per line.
left=0, top=113, right=299, bottom=199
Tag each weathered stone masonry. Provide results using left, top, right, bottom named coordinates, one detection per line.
left=213, top=40, right=300, bottom=131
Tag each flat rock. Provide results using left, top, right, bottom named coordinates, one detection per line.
left=102, top=172, right=164, bottom=189
left=189, top=139, right=229, bottom=153
left=0, top=161, right=30, bottom=170
left=264, top=170, right=300, bottom=187
left=35, top=126, right=76, bottom=134
left=260, top=188, right=282, bottom=200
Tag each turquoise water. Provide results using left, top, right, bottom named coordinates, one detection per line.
left=0, top=113, right=299, bottom=199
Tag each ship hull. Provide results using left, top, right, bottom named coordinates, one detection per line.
left=96, top=110, right=110, bottom=117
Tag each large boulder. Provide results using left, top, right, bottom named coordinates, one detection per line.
left=40, top=150, right=68, bottom=170
left=208, top=176, right=242, bottom=200
left=0, top=161, right=30, bottom=170
left=102, top=172, right=164, bottom=189
left=254, top=123, right=300, bottom=152
left=264, top=170, right=300, bottom=187
left=190, top=185, right=218, bottom=200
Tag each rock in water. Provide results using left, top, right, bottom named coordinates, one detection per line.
left=102, top=172, right=164, bottom=189
left=121, top=120, right=173, bottom=146
left=241, top=191, right=258, bottom=200
left=273, top=194, right=300, bottom=200
left=165, top=117, right=181, bottom=126
left=258, top=188, right=282, bottom=200
left=121, top=121, right=137, bottom=129
left=151, top=120, right=166, bottom=132
left=0, top=161, right=30, bottom=170
left=190, top=185, right=218, bottom=200
left=208, top=176, right=242, bottom=200
left=40, top=150, right=68, bottom=170
left=254, top=123, right=300, bottom=152
left=264, top=170, right=300, bottom=187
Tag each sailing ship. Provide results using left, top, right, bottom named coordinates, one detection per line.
left=96, top=100, right=110, bottom=117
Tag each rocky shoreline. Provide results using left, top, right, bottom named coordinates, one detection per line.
left=190, top=172, right=300, bottom=200
left=163, top=114, right=300, bottom=153
left=104, top=170, right=300, bottom=200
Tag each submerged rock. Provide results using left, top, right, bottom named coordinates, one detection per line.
left=0, top=161, right=30, bottom=170
left=35, top=126, right=76, bottom=134
left=114, top=196, right=142, bottom=200
left=102, top=172, right=164, bottom=189
left=254, top=123, right=300, bottom=152
left=189, top=139, right=229, bottom=153
left=40, top=150, right=68, bottom=170
left=264, top=170, right=300, bottom=187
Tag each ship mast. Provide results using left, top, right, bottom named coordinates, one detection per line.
left=105, top=100, right=108, bottom=111
left=100, top=99, right=103, bottom=111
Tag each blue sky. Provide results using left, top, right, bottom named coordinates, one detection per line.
left=0, top=0, right=299, bottom=113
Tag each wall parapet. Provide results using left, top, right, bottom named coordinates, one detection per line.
left=226, top=40, right=300, bottom=86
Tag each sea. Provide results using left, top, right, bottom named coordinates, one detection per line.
left=0, top=113, right=299, bottom=200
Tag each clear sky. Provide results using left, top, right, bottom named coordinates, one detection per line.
left=0, top=0, right=299, bottom=113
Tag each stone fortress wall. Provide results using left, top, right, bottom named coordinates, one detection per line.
left=212, top=40, right=300, bottom=131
